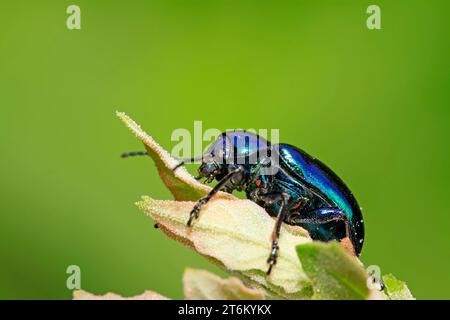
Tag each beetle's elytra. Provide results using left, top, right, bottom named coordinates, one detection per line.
left=122, top=131, right=364, bottom=275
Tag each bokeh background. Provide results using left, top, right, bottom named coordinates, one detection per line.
left=1, top=0, right=449, bottom=299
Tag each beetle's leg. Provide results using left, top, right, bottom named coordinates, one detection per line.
left=285, top=197, right=310, bottom=224
left=259, top=192, right=290, bottom=275
left=294, top=207, right=353, bottom=251
left=187, top=167, right=242, bottom=226
left=296, top=208, right=350, bottom=233
left=121, top=151, right=148, bottom=158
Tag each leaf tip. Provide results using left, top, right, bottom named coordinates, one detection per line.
left=382, top=273, right=414, bottom=300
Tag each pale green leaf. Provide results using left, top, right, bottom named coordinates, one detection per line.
left=383, top=274, right=415, bottom=300
left=183, top=268, right=266, bottom=300
left=137, top=196, right=312, bottom=299
left=297, top=242, right=373, bottom=300
left=73, top=289, right=169, bottom=300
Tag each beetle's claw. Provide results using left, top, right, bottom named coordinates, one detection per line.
left=187, top=205, right=201, bottom=227
left=266, top=252, right=277, bottom=275
left=266, top=257, right=276, bottom=275
left=187, top=215, right=194, bottom=227
left=266, top=264, right=273, bottom=275
left=187, top=212, right=196, bottom=227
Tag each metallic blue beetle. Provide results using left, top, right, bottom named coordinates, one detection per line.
left=123, top=131, right=364, bottom=274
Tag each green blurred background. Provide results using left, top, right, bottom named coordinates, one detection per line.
left=1, top=0, right=449, bottom=299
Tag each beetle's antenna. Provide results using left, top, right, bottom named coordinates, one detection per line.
left=173, top=155, right=204, bottom=163
left=172, top=156, right=204, bottom=171
left=121, top=151, right=148, bottom=158
left=121, top=150, right=204, bottom=170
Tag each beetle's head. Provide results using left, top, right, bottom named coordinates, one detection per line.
left=197, top=154, right=224, bottom=183
left=196, top=130, right=272, bottom=184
